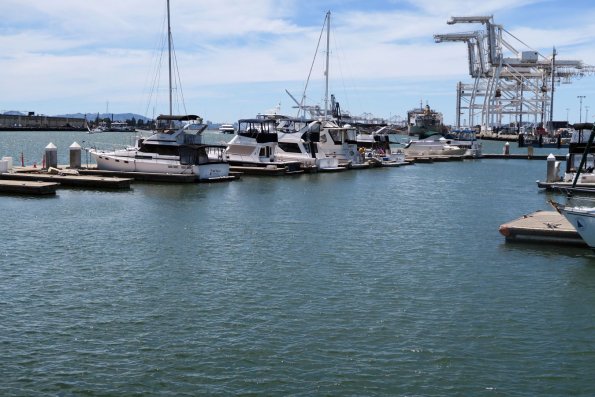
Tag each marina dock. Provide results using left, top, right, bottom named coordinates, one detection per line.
left=536, top=181, right=595, bottom=194
left=229, top=165, right=302, bottom=176
left=1, top=169, right=132, bottom=189
left=482, top=153, right=566, bottom=160
left=0, top=180, right=59, bottom=195
left=79, top=168, right=237, bottom=183
left=405, top=154, right=466, bottom=163
left=498, top=210, right=586, bottom=247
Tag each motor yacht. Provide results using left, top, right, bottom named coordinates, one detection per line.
left=89, top=115, right=229, bottom=180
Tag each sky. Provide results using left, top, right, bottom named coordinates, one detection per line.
left=2, top=0, right=595, bottom=125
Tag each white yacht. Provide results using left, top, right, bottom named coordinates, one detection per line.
left=218, top=124, right=235, bottom=134
left=445, top=129, right=482, bottom=157
left=224, top=118, right=302, bottom=174
left=88, top=1, right=229, bottom=181
left=90, top=115, right=229, bottom=180
left=275, top=117, right=363, bottom=169
left=275, top=117, right=342, bottom=171
left=355, top=126, right=407, bottom=166
left=316, top=119, right=365, bottom=168
left=108, top=121, right=136, bottom=132
left=403, top=136, right=466, bottom=157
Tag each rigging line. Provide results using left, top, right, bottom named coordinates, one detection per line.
left=170, top=37, right=188, bottom=116
left=331, top=23, right=360, bottom=119
left=299, top=13, right=328, bottom=118
left=501, top=27, right=545, bottom=58
left=146, top=36, right=166, bottom=119
left=144, top=7, right=168, bottom=120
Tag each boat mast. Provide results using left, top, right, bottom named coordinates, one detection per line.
left=549, top=47, right=556, bottom=133
left=324, top=11, right=330, bottom=120
left=167, top=0, right=173, bottom=120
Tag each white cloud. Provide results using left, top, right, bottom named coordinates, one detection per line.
left=1, top=0, right=594, bottom=123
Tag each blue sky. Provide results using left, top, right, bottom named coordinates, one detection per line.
left=1, top=0, right=595, bottom=125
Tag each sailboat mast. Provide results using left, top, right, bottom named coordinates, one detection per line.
left=167, top=0, right=173, bottom=118
left=324, top=11, right=330, bottom=119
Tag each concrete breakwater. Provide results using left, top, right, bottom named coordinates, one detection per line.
left=0, top=113, right=86, bottom=131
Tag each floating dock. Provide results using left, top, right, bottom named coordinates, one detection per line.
left=0, top=180, right=59, bottom=195
left=536, top=181, right=595, bottom=194
left=229, top=166, right=303, bottom=176
left=78, top=169, right=236, bottom=183
left=482, top=154, right=566, bottom=160
left=1, top=170, right=132, bottom=189
left=499, top=210, right=586, bottom=247
left=406, top=155, right=467, bottom=163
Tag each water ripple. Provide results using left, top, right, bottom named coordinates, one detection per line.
left=2, top=141, right=595, bottom=395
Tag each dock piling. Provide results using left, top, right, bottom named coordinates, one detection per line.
left=69, top=142, right=82, bottom=169
left=546, top=153, right=560, bottom=183
left=44, top=143, right=58, bottom=169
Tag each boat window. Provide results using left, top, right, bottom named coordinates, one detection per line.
left=196, top=149, right=210, bottom=165
left=346, top=129, right=357, bottom=142
left=141, top=143, right=179, bottom=156
left=309, top=123, right=321, bottom=133
left=278, top=142, right=302, bottom=153
left=184, top=134, right=203, bottom=145
left=226, top=144, right=255, bottom=156
left=179, top=147, right=199, bottom=165
left=329, top=130, right=342, bottom=144
left=259, top=147, right=270, bottom=157
left=304, top=132, right=320, bottom=142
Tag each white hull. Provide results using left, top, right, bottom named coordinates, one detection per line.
left=91, top=150, right=229, bottom=180
left=225, top=120, right=303, bottom=172
left=560, top=207, right=595, bottom=248
left=404, top=139, right=466, bottom=156
left=315, top=157, right=340, bottom=169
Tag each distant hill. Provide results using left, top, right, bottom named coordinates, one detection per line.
left=56, top=113, right=152, bottom=122
left=2, top=111, right=224, bottom=125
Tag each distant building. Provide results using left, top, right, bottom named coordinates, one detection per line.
left=0, top=112, right=86, bottom=131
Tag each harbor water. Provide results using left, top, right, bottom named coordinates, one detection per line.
left=2, top=131, right=595, bottom=396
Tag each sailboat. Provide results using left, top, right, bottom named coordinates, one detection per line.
left=88, top=0, right=230, bottom=181
left=279, top=11, right=364, bottom=169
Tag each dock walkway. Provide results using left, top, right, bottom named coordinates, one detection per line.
left=0, top=180, right=59, bottom=195
left=1, top=170, right=131, bottom=189
left=499, top=210, right=585, bottom=247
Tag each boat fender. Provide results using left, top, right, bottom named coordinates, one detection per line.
left=498, top=225, right=510, bottom=237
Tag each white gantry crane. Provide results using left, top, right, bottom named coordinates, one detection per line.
left=434, top=16, right=595, bottom=132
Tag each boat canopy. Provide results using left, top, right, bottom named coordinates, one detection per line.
left=156, top=114, right=202, bottom=122
left=238, top=118, right=277, bottom=125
